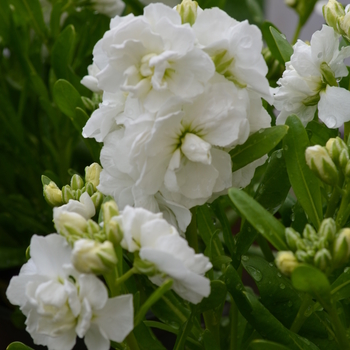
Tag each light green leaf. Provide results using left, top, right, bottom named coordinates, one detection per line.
left=7, top=342, right=34, bottom=350
left=270, top=27, right=293, bottom=64
left=284, top=115, right=323, bottom=229
left=228, top=188, right=288, bottom=251
left=230, top=125, right=289, bottom=172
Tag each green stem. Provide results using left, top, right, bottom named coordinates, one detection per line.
left=125, top=332, right=141, bottom=350
left=186, top=207, right=199, bottom=253
left=290, top=294, right=313, bottom=333
left=115, top=267, right=138, bottom=287
left=344, top=121, right=350, bottom=145
left=256, top=235, right=274, bottom=262
left=335, top=180, right=350, bottom=229
left=327, top=307, right=350, bottom=348
left=325, top=186, right=342, bottom=218
left=292, top=21, right=302, bottom=45
left=203, top=310, right=221, bottom=348
left=229, top=297, right=239, bottom=350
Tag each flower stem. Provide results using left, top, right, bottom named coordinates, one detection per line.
left=292, top=21, right=302, bottom=45
left=229, top=297, right=239, bottom=350
left=290, top=294, right=313, bottom=333
left=344, top=121, right=350, bottom=144
left=186, top=207, right=199, bottom=253
left=115, top=266, right=138, bottom=287
left=327, top=307, right=350, bottom=348
left=325, top=186, right=341, bottom=218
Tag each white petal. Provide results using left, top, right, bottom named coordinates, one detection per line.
left=78, top=274, right=108, bottom=310
left=84, top=324, right=110, bottom=350
left=181, top=133, right=212, bottom=165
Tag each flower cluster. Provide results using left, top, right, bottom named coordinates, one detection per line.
left=6, top=234, right=133, bottom=350
left=82, top=0, right=272, bottom=231
left=273, top=25, right=350, bottom=128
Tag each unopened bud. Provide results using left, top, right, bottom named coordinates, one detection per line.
left=106, top=218, right=123, bottom=246
left=91, top=191, right=104, bottom=210
left=275, top=251, right=299, bottom=276
left=333, top=228, right=350, bottom=266
left=81, top=97, right=95, bottom=112
left=72, top=239, right=117, bottom=274
left=337, top=6, right=350, bottom=40
left=85, top=182, right=95, bottom=196
left=345, top=161, right=350, bottom=177
left=305, top=145, right=339, bottom=186
left=314, top=248, right=332, bottom=271
left=318, top=218, right=337, bottom=243
left=70, top=174, right=84, bottom=191
left=42, top=176, right=63, bottom=207
left=87, top=219, right=102, bottom=237
left=323, top=0, right=345, bottom=29
left=285, top=228, right=301, bottom=251
left=303, top=224, right=317, bottom=242
left=295, top=250, right=309, bottom=262
left=176, top=0, right=198, bottom=26
left=326, top=137, right=349, bottom=166
left=85, top=163, right=102, bottom=190
left=101, top=200, right=119, bottom=223
left=62, top=185, right=75, bottom=203
left=285, top=0, right=297, bottom=7
left=320, top=62, right=338, bottom=87
left=54, top=211, right=88, bottom=240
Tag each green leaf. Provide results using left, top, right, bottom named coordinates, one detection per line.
left=270, top=27, right=293, bottom=64
left=197, top=280, right=227, bottom=313
left=291, top=265, right=331, bottom=304
left=228, top=188, right=288, bottom=251
left=261, top=22, right=285, bottom=65
left=0, top=247, right=26, bottom=269
left=51, top=25, right=76, bottom=81
left=53, top=79, right=85, bottom=119
left=284, top=115, right=323, bottom=229
left=248, top=339, right=290, bottom=350
left=50, top=1, right=64, bottom=39
left=235, top=150, right=290, bottom=254
left=6, top=342, right=34, bottom=350
left=246, top=0, right=264, bottom=24
left=230, top=125, right=289, bottom=172
left=295, top=0, right=318, bottom=27
left=330, top=267, right=350, bottom=302
left=133, top=322, right=166, bottom=350
left=306, top=121, right=339, bottom=147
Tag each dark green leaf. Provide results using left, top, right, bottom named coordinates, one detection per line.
left=284, top=115, right=323, bottom=230
left=306, top=121, right=339, bottom=146
left=261, top=22, right=285, bottom=65
left=236, top=150, right=290, bottom=254
left=6, top=342, right=34, bottom=350
left=0, top=247, right=26, bottom=269
left=197, top=280, right=227, bottom=313
left=330, top=267, right=350, bottom=302
left=203, top=330, right=220, bottom=350
left=133, top=322, right=166, bottom=350
left=296, top=0, right=318, bottom=27
left=230, top=126, right=288, bottom=172
left=248, top=339, right=290, bottom=350
left=270, top=27, right=293, bottom=64
left=246, top=0, right=264, bottom=24
left=228, top=188, right=288, bottom=251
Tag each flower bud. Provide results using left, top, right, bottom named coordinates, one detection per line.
left=337, top=6, right=350, bottom=40
left=326, top=137, right=349, bottom=165
left=305, top=145, right=339, bottom=186
left=101, top=200, right=119, bottom=223
left=54, top=211, right=88, bottom=241
left=85, top=182, right=95, bottom=197
left=91, top=191, right=104, bottom=211
left=106, top=218, right=123, bottom=246
left=333, top=228, right=350, bottom=266
left=303, top=224, right=317, bottom=242
left=275, top=251, right=299, bottom=276
left=176, top=0, right=199, bottom=26
left=70, top=174, right=85, bottom=191
left=72, top=239, right=117, bottom=274
left=42, top=176, right=63, bottom=207
left=345, top=161, right=350, bottom=178
left=285, top=0, right=297, bottom=7
left=85, top=163, right=102, bottom=190
left=318, top=218, right=337, bottom=243
left=295, top=250, right=309, bottom=262
left=81, top=97, right=95, bottom=112
left=323, top=0, right=345, bottom=29
left=87, top=219, right=102, bottom=237
left=62, top=185, right=75, bottom=203
left=314, top=248, right=332, bottom=271
left=285, top=227, right=301, bottom=251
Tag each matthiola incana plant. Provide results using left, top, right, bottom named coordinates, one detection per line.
left=3, top=0, right=350, bottom=349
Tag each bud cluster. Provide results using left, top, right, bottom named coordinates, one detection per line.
left=276, top=218, right=350, bottom=275
left=323, top=0, right=350, bottom=42
left=42, top=163, right=104, bottom=210
left=305, top=137, right=349, bottom=186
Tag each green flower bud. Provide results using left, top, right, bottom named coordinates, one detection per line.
left=42, top=177, right=63, bottom=207
left=285, top=227, right=301, bottom=251
left=91, top=191, right=104, bottom=210
left=295, top=249, right=309, bottom=262
left=85, top=163, right=102, bottom=190
left=85, top=182, right=95, bottom=197
left=87, top=219, right=102, bottom=237
left=56, top=212, right=88, bottom=242
left=106, top=219, right=123, bottom=246
left=102, top=200, right=119, bottom=223
left=305, top=145, right=339, bottom=186
left=70, top=174, right=85, bottom=191
left=62, top=185, right=75, bottom=203
left=176, top=0, right=198, bottom=26
left=72, top=239, right=117, bottom=274
left=275, top=251, right=299, bottom=276
left=323, top=0, right=345, bottom=30
left=75, top=188, right=83, bottom=200
left=303, top=224, right=318, bottom=242
left=296, top=239, right=307, bottom=251
left=318, top=217, right=337, bottom=243
left=81, top=97, right=95, bottom=112
left=325, top=137, right=349, bottom=166
left=320, top=62, right=338, bottom=87
left=333, top=228, right=350, bottom=266
left=285, top=0, right=297, bottom=7
left=314, top=248, right=332, bottom=271
left=337, top=7, right=350, bottom=40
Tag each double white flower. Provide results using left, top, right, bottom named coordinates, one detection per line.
left=6, top=234, right=133, bottom=350
left=274, top=25, right=350, bottom=128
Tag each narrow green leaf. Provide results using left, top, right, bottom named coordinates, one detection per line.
left=261, top=22, right=285, bottom=65
left=230, top=125, right=289, bottom=172
left=330, top=267, right=350, bottom=301
left=173, top=311, right=195, bottom=350
left=50, top=1, right=63, bottom=39
left=21, top=0, right=47, bottom=39
left=228, top=188, right=288, bottom=251
left=133, top=321, right=166, bottom=350
left=246, top=0, right=264, bottom=24
left=236, top=150, right=290, bottom=254
left=291, top=265, right=331, bottom=304
left=296, top=0, right=318, bottom=27
left=6, top=342, right=34, bottom=350
left=248, top=339, right=290, bottom=350
left=284, top=115, right=323, bottom=229
left=270, top=27, right=293, bottom=63
left=53, top=79, right=85, bottom=119
left=197, top=280, right=227, bottom=313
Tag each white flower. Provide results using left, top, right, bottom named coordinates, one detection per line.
left=6, top=234, right=133, bottom=350
left=274, top=25, right=350, bottom=128
left=53, top=192, right=96, bottom=238
left=192, top=7, right=273, bottom=104
left=114, top=206, right=212, bottom=303
left=93, top=3, right=214, bottom=111
left=81, top=63, right=103, bottom=93
left=91, top=0, right=125, bottom=18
